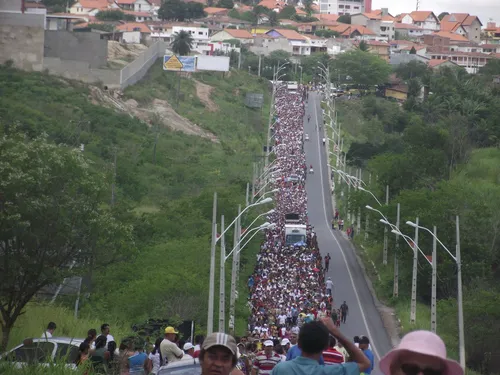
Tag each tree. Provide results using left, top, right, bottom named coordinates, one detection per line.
left=438, top=11, right=449, bottom=20
left=314, top=29, right=340, bottom=38
left=302, top=0, right=313, bottom=16
left=96, top=9, right=134, bottom=21
left=252, top=5, right=268, bottom=24
left=332, top=49, right=391, bottom=87
left=395, top=60, right=431, bottom=81
left=268, top=11, right=278, bottom=26
left=0, top=134, right=133, bottom=351
left=217, top=0, right=234, bottom=9
left=184, top=2, right=205, bottom=19
left=337, top=14, right=351, bottom=24
left=170, top=30, right=193, bottom=56
left=356, top=40, right=370, bottom=51
left=278, top=5, right=296, bottom=19
left=158, top=0, right=186, bottom=21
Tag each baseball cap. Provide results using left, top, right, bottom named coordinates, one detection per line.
left=281, top=338, right=290, bottom=346
left=202, top=333, right=237, bottom=356
left=264, top=340, right=274, bottom=347
left=164, top=326, right=178, bottom=334
left=183, top=342, right=194, bottom=351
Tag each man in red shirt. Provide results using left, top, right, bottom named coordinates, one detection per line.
left=322, top=336, right=344, bottom=365
left=252, top=340, right=281, bottom=375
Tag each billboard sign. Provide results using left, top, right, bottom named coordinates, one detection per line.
left=196, top=55, right=230, bottom=72
left=245, top=93, right=264, bottom=108
left=163, top=55, right=196, bottom=72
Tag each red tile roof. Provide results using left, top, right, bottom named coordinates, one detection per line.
left=225, top=28, right=253, bottom=39
left=394, top=13, right=408, bottom=22
left=204, top=7, right=229, bottom=14
left=269, top=28, right=307, bottom=40
left=428, top=59, right=455, bottom=68
left=342, top=25, right=376, bottom=36
left=75, top=0, right=110, bottom=10
left=122, top=10, right=152, bottom=17
left=432, top=31, right=469, bottom=42
left=257, top=0, right=285, bottom=9
left=116, top=22, right=152, bottom=32
left=395, top=23, right=422, bottom=30
left=408, top=11, right=437, bottom=22
left=317, top=13, right=339, bottom=22
left=440, top=21, right=462, bottom=32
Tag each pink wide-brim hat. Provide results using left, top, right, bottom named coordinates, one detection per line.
left=379, top=330, right=464, bottom=375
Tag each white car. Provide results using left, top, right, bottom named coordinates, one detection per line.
left=305, top=134, right=309, bottom=141
left=1, top=337, right=84, bottom=369
left=158, top=358, right=201, bottom=375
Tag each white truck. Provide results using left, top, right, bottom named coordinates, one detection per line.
left=284, top=213, right=307, bottom=246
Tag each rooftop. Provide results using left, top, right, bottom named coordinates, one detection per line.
left=408, top=10, right=437, bottom=22
left=268, top=28, right=307, bottom=40
left=432, top=31, right=469, bottom=42
left=224, top=28, right=253, bottom=39
left=395, top=23, right=422, bottom=30
left=204, top=7, right=229, bottom=14
left=116, top=21, right=152, bottom=32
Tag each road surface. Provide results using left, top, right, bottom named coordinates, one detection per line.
left=304, top=92, right=392, bottom=374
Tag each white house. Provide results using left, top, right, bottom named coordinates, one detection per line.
left=115, top=0, right=152, bottom=13
left=400, top=11, right=440, bottom=33
left=70, top=0, right=118, bottom=16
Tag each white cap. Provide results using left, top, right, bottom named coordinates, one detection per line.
left=264, top=340, right=274, bottom=347
left=281, top=338, right=290, bottom=346
left=183, top=342, right=194, bottom=351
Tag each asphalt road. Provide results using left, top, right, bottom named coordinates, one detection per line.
left=304, top=92, right=392, bottom=374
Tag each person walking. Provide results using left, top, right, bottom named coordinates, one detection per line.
left=324, top=254, right=331, bottom=272
left=271, top=319, right=370, bottom=374
left=252, top=340, right=281, bottom=375
left=340, top=302, right=348, bottom=324
left=358, top=337, right=373, bottom=375
left=322, top=336, right=344, bottom=365
left=326, top=277, right=333, bottom=296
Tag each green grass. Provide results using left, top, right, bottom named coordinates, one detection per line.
left=6, top=303, right=132, bottom=350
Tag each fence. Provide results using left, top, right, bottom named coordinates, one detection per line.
left=120, top=40, right=166, bottom=89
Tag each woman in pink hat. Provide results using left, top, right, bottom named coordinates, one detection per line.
left=379, top=330, right=463, bottom=375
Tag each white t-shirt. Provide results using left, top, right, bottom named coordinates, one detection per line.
left=160, top=338, right=183, bottom=364
left=41, top=331, right=52, bottom=338
left=326, top=280, right=333, bottom=289
left=149, top=352, right=161, bottom=374
left=106, top=334, right=115, bottom=343
left=278, top=314, right=287, bottom=325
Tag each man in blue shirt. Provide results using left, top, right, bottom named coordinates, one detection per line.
left=286, top=343, right=325, bottom=364
left=359, top=337, right=374, bottom=375
left=272, top=318, right=370, bottom=375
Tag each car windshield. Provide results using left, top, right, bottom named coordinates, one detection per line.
left=285, top=234, right=306, bottom=245
left=158, top=364, right=201, bottom=375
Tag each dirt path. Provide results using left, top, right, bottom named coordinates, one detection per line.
left=194, top=80, right=218, bottom=112
left=89, top=86, right=219, bottom=143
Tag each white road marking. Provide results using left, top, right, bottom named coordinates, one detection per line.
left=310, top=94, right=381, bottom=361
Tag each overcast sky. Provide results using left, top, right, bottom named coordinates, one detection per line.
left=372, top=0, right=500, bottom=24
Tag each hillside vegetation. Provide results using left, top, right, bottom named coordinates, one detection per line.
left=0, top=62, right=270, bottom=349
left=332, top=62, right=500, bottom=374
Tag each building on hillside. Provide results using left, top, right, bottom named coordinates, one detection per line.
left=362, top=40, right=390, bottom=61
left=399, top=11, right=440, bottom=33
left=250, top=35, right=293, bottom=56
left=194, top=15, right=251, bottom=30
left=394, top=23, right=425, bottom=38
left=481, top=44, right=500, bottom=54
left=318, top=0, right=368, bottom=16
left=351, top=8, right=395, bottom=41
left=429, top=31, right=469, bottom=44
left=24, top=1, right=47, bottom=14
left=210, top=28, right=254, bottom=44
left=149, top=22, right=210, bottom=41
left=483, top=22, right=500, bottom=43
left=116, top=21, right=151, bottom=42
left=399, top=44, right=427, bottom=56
left=428, top=59, right=458, bottom=70
left=440, top=13, right=482, bottom=43
left=426, top=50, right=492, bottom=73
left=257, top=0, right=286, bottom=12
left=115, top=0, right=152, bottom=13
left=257, top=29, right=328, bottom=56
left=70, top=0, right=118, bottom=16
left=389, top=39, right=416, bottom=53
left=203, top=7, right=230, bottom=16
left=390, top=53, right=430, bottom=66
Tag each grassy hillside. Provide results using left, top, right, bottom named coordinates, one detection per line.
left=0, top=62, right=270, bottom=348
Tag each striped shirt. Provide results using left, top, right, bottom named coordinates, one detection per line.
left=323, top=348, right=345, bottom=365
left=253, top=350, right=281, bottom=374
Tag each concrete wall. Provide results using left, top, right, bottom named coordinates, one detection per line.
left=0, top=13, right=44, bottom=71
left=120, top=40, right=166, bottom=89
left=0, top=0, right=23, bottom=13
left=44, top=30, right=107, bottom=68
left=43, top=57, right=121, bottom=86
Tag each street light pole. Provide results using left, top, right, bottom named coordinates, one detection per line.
left=383, top=185, right=389, bottom=265
left=207, top=192, right=217, bottom=335
left=410, top=217, right=419, bottom=324
left=228, top=206, right=241, bottom=335
left=393, top=202, right=400, bottom=298
left=218, top=215, right=225, bottom=333
left=431, top=225, right=437, bottom=333
left=456, top=216, right=465, bottom=370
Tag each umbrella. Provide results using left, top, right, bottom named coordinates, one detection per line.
left=312, top=267, right=320, bottom=273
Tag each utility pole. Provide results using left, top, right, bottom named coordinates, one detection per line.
left=410, top=217, right=419, bottom=324
left=431, top=226, right=437, bottom=333
left=228, top=206, right=241, bottom=335
left=393, top=202, right=400, bottom=298
left=111, top=149, right=117, bottom=206
left=245, top=183, right=250, bottom=207
left=365, top=174, right=371, bottom=241
left=383, top=185, right=389, bottom=265
left=238, top=50, right=241, bottom=70
left=207, top=192, right=217, bottom=335
left=218, top=215, right=225, bottom=333
left=456, top=216, right=465, bottom=370
left=347, top=167, right=351, bottom=223
left=258, top=55, right=262, bottom=77
left=251, top=163, right=256, bottom=204
left=357, top=169, right=361, bottom=235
